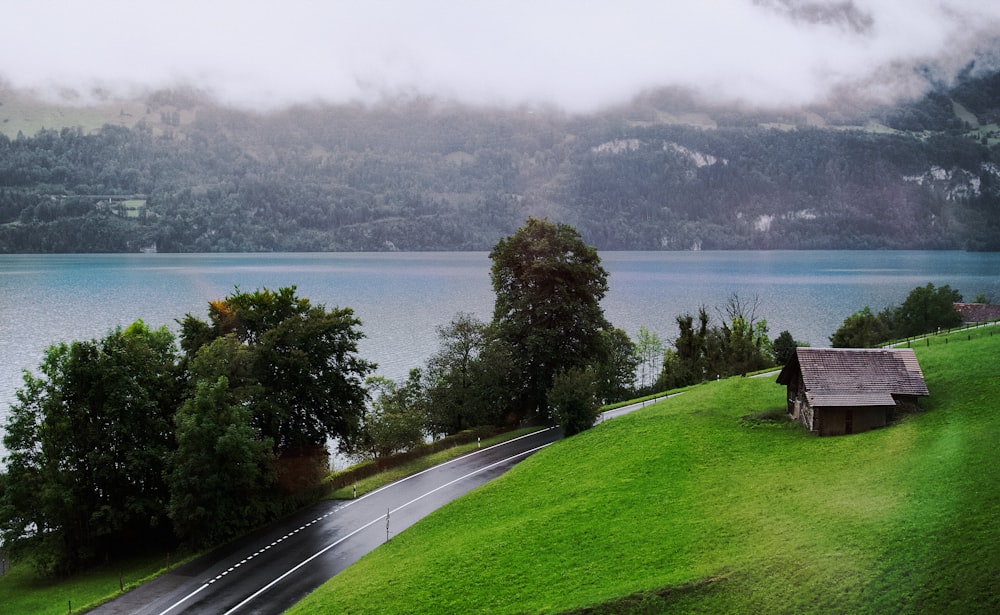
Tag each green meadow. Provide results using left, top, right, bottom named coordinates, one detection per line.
left=289, top=327, right=1000, bottom=614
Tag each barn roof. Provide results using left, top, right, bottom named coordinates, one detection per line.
left=954, top=303, right=1000, bottom=323
left=776, top=347, right=929, bottom=405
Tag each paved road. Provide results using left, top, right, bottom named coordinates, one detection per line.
left=91, top=396, right=670, bottom=614
left=91, top=428, right=560, bottom=615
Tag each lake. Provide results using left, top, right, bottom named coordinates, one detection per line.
left=2, top=250, right=1000, bottom=462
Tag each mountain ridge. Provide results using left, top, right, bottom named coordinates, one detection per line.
left=2, top=72, right=999, bottom=252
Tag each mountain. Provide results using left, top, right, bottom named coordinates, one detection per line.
left=2, top=72, right=1000, bottom=252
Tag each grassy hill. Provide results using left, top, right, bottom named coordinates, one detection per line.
left=288, top=327, right=1000, bottom=614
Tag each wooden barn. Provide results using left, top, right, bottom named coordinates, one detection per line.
left=776, top=348, right=929, bottom=436
left=953, top=302, right=1000, bottom=324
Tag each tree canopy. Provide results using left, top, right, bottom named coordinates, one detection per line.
left=489, top=217, right=612, bottom=421
left=5, top=70, right=1000, bottom=254
left=0, top=321, right=181, bottom=575
left=179, top=286, right=375, bottom=456
left=831, top=283, right=964, bottom=347
left=656, top=294, right=776, bottom=389
left=1, top=287, right=377, bottom=574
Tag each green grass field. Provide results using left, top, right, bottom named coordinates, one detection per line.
left=288, top=327, right=1000, bottom=614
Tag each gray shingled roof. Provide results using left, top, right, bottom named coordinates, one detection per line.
left=777, top=347, right=929, bottom=406
left=954, top=303, right=1000, bottom=323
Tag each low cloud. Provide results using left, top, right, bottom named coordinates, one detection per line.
left=2, top=0, right=1000, bottom=112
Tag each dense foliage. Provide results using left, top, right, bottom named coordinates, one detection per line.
left=0, top=287, right=374, bottom=574
left=830, top=283, right=964, bottom=347
left=490, top=218, right=615, bottom=421
left=178, top=286, right=375, bottom=457
left=0, top=223, right=644, bottom=575
left=0, top=322, right=181, bottom=575
left=656, top=294, right=777, bottom=389
left=420, top=313, right=512, bottom=434
left=3, top=70, right=1000, bottom=252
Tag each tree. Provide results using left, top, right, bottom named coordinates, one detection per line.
left=179, top=286, right=375, bottom=459
left=893, top=282, right=963, bottom=338
left=548, top=367, right=601, bottom=436
left=349, top=373, right=427, bottom=461
left=720, top=316, right=773, bottom=375
left=595, top=328, right=639, bottom=404
left=830, top=306, right=892, bottom=348
left=635, top=326, right=663, bottom=391
left=666, top=307, right=717, bottom=386
left=772, top=330, right=805, bottom=365
left=830, top=283, right=963, bottom=347
left=489, top=218, right=611, bottom=420
left=0, top=321, right=181, bottom=575
left=717, top=292, right=773, bottom=375
left=167, top=374, right=276, bottom=548
left=423, top=313, right=492, bottom=434
left=657, top=295, right=774, bottom=387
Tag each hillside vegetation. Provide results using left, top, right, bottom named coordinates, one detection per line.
left=3, top=72, right=1000, bottom=252
left=288, top=327, right=1000, bottom=614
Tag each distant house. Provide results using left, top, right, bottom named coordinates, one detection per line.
left=953, top=303, right=1000, bottom=324
left=776, top=348, right=929, bottom=436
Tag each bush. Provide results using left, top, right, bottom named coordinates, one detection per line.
left=548, top=367, right=601, bottom=436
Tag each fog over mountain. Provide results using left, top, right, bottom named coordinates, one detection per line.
left=4, top=1, right=1000, bottom=113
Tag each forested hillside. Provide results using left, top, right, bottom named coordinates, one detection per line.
left=2, top=70, right=1000, bottom=252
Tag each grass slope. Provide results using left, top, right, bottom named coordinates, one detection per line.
left=288, top=328, right=1000, bottom=614
left=0, top=553, right=176, bottom=615
left=0, top=429, right=536, bottom=614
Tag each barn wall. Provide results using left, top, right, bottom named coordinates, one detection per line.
left=816, top=406, right=890, bottom=436
left=856, top=408, right=889, bottom=432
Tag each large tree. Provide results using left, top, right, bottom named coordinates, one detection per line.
left=423, top=313, right=489, bottom=434
left=489, top=218, right=611, bottom=420
left=178, top=286, right=375, bottom=459
left=0, top=321, right=181, bottom=575
left=421, top=312, right=518, bottom=433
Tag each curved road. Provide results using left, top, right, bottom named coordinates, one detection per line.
left=91, top=428, right=559, bottom=615
left=91, top=397, right=668, bottom=614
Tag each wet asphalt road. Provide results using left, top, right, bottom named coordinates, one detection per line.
left=90, top=427, right=561, bottom=615
left=89, top=395, right=673, bottom=614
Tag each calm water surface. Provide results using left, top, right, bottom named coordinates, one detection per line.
left=2, top=250, right=999, bottom=461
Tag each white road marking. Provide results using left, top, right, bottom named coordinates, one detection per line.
left=222, top=442, right=553, bottom=615
left=155, top=430, right=555, bottom=615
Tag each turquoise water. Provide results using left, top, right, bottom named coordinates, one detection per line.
left=2, top=250, right=999, bottom=460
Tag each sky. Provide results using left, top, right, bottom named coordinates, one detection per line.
left=3, top=0, right=1000, bottom=113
